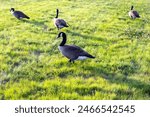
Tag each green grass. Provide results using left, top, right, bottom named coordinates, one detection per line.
left=0, top=0, right=150, bottom=99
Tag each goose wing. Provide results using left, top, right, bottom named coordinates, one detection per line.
left=14, top=11, right=29, bottom=19
left=59, top=45, right=94, bottom=59
left=55, top=18, right=68, bottom=27
left=132, top=10, right=140, bottom=17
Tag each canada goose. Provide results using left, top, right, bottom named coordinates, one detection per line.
left=54, top=9, right=69, bottom=30
left=128, top=6, right=140, bottom=19
left=10, top=8, right=30, bottom=20
left=57, top=32, right=95, bottom=63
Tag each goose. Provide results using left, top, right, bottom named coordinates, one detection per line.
left=10, top=8, right=30, bottom=20
left=57, top=32, right=95, bottom=63
left=54, top=9, right=69, bottom=30
left=128, top=6, right=140, bottom=19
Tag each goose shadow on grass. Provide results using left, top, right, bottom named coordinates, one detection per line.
left=67, top=30, right=107, bottom=43
left=22, top=19, right=45, bottom=26
left=22, top=20, right=56, bottom=31
left=79, top=64, right=150, bottom=99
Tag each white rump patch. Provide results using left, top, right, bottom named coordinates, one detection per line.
left=77, top=56, right=88, bottom=60
left=59, top=25, right=65, bottom=28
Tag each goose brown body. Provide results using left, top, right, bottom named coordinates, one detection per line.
left=57, top=32, right=95, bottom=63
left=10, top=8, right=30, bottom=20
left=54, top=9, right=68, bottom=30
left=128, top=6, right=140, bottom=19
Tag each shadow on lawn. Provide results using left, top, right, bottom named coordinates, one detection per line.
left=79, top=63, right=150, bottom=99
left=22, top=20, right=55, bottom=31
left=21, top=19, right=45, bottom=26
left=67, top=30, right=107, bottom=42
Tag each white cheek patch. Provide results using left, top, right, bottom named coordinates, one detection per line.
left=60, top=33, right=63, bottom=37
left=77, top=56, right=88, bottom=60
left=10, top=11, right=14, bottom=14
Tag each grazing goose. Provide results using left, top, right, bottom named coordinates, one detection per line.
left=10, top=8, right=30, bottom=20
left=128, top=6, right=140, bottom=19
left=54, top=9, right=69, bottom=30
left=57, top=32, right=95, bottom=63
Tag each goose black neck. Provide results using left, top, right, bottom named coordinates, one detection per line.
left=55, top=9, right=59, bottom=18
left=60, top=34, right=67, bottom=46
left=131, top=6, right=133, bottom=10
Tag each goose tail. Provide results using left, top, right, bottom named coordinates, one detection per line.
left=86, top=54, right=95, bottom=59
left=137, top=15, right=140, bottom=18
left=26, top=16, right=30, bottom=19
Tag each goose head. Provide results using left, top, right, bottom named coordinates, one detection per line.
left=56, top=9, right=59, bottom=13
left=131, top=5, right=134, bottom=10
left=57, top=32, right=67, bottom=46
left=57, top=32, right=66, bottom=38
left=10, top=8, right=15, bottom=14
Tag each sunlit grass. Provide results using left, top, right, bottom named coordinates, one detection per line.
left=0, top=0, right=150, bottom=99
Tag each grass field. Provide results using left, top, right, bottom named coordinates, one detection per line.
left=0, top=0, right=150, bottom=99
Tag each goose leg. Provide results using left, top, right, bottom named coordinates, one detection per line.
left=69, top=59, right=75, bottom=63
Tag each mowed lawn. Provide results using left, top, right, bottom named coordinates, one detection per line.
left=0, top=0, right=150, bottom=99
